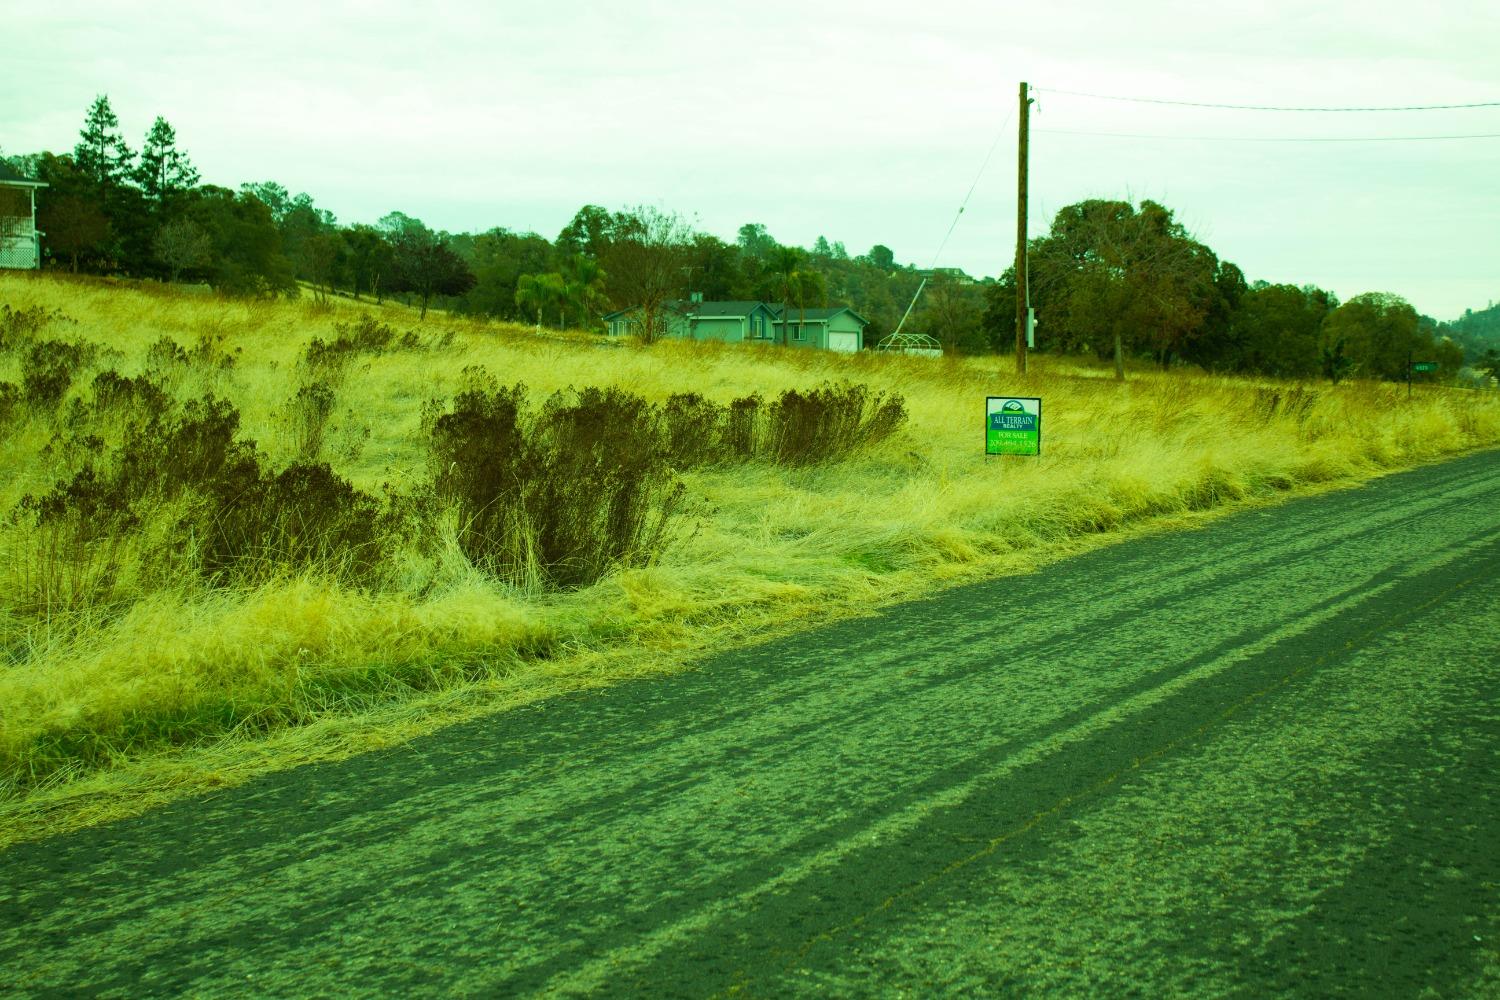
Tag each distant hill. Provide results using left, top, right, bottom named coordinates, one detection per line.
left=1442, top=301, right=1500, bottom=361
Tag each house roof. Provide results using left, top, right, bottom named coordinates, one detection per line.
left=0, top=160, right=45, bottom=187
left=771, top=305, right=871, bottom=326
left=606, top=300, right=869, bottom=328
left=666, top=300, right=773, bottom=318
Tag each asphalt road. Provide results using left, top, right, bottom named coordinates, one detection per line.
left=4, top=449, right=1499, bottom=998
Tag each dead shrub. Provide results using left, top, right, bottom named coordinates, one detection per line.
left=763, top=382, right=908, bottom=466
left=528, top=386, right=686, bottom=587
left=1251, top=385, right=1320, bottom=425
left=427, top=376, right=688, bottom=588
left=203, top=461, right=382, bottom=582
left=0, top=382, right=18, bottom=428
left=303, top=315, right=400, bottom=383
left=723, top=393, right=763, bottom=460
left=663, top=392, right=723, bottom=467
left=18, top=386, right=384, bottom=609
left=0, top=304, right=73, bottom=351
left=284, top=381, right=337, bottom=462
left=21, top=339, right=96, bottom=410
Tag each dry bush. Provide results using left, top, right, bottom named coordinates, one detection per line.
left=203, top=461, right=382, bottom=583
left=18, top=379, right=383, bottom=612
left=0, top=382, right=18, bottom=426
left=723, top=393, right=763, bottom=460
left=302, top=315, right=403, bottom=383
left=283, top=380, right=337, bottom=462
left=1249, top=385, right=1319, bottom=425
left=0, top=304, right=73, bottom=351
left=663, top=391, right=722, bottom=467
left=20, top=339, right=97, bottom=410
left=659, top=382, right=907, bottom=468
left=764, top=381, right=907, bottom=466
left=427, top=375, right=688, bottom=588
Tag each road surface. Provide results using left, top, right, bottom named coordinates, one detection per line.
left=4, top=449, right=1499, bottom=997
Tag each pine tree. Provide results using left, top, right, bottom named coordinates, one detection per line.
left=73, top=95, right=134, bottom=187
left=135, top=116, right=199, bottom=207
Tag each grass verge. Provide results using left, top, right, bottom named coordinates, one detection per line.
left=2, top=271, right=1498, bottom=845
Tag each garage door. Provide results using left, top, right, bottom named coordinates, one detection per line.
left=828, top=331, right=859, bottom=353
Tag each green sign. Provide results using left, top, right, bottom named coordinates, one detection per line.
left=1411, top=361, right=1438, bottom=373
left=986, top=396, right=1041, bottom=456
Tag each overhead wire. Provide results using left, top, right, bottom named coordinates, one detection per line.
left=889, top=103, right=1017, bottom=342
left=1031, top=84, right=1500, bottom=144
left=1036, top=128, right=1500, bottom=142
left=1011, top=83, right=1496, bottom=326
left=1032, top=88, right=1500, bottom=113
left=928, top=103, right=1017, bottom=269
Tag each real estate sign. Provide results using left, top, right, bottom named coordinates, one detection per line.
left=986, top=396, right=1041, bottom=456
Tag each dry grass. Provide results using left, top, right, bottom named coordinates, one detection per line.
left=2, top=271, right=1498, bottom=842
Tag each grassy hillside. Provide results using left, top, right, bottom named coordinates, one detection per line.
left=3, top=272, right=1499, bottom=840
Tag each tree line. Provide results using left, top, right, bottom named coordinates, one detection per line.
left=5, top=96, right=475, bottom=317
left=3, top=96, right=1493, bottom=384
left=978, top=199, right=1483, bottom=383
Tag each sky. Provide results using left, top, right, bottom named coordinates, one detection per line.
left=3, top=0, right=1498, bottom=319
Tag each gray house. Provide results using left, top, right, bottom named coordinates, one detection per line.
left=604, top=299, right=780, bottom=342
left=772, top=306, right=868, bottom=353
left=0, top=161, right=46, bottom=270
left=604, top=297, right=868, bottom=353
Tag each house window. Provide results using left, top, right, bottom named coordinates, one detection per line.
left=792, top=324, right=803, bottom=342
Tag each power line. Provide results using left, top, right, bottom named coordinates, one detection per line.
left=926, top=104, right=1017, bottom=268
left=890, top=104, right=1018, bottom=341
left=1036, top=128, right=1500, bottom=142
left=1035, top=87, right=1500, bottom=113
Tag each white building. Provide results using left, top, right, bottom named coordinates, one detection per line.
left=0, top=161, right=46, bottom=270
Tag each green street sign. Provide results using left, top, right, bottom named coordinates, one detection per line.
left=1411, top=361, right=1438, bottom=373
left=986, top=396, right=1041, bottom=456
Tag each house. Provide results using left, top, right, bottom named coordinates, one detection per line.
left=604, top=297, right=780, bottom=342
left=915, top=267, right=975, bottom=286
left=604, top=295, right=868, bottom=353
left=0, top=161, right=46, bottom=270
left=771, top=306, right=868, bottom=353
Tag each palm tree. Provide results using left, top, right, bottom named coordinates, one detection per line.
left=516, top=272, right=565, bottom=330
left=561, top=254, right=609, bottom=331
left=790, top=269, right=827, bottom=343
left=767, top=246, right=803, bottom=345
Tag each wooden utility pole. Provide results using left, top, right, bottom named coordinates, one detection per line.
left=1015, top=81, right=1031, bottom=375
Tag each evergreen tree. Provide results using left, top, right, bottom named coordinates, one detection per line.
left=240, top=180, right=292, bottom=221
left=135, top=116, right=199, bottom=207
left=74, top=95, right=134, bottom=187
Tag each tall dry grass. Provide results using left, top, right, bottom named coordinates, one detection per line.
left=2, top=271, right=1498, bottom=805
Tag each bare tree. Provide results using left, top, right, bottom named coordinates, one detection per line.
left=922, top=274, right=984, bottom=354
left=153, top=217, right=211, bottom=282
left=298, top=232, right=346, bottom=302
left=600, top=206, right=693, bottom=344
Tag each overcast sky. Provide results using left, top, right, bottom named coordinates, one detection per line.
left=4, top=1, right=1497, bottom=318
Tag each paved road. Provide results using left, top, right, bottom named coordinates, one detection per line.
left=4, top=450, right=1499, bottom=998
